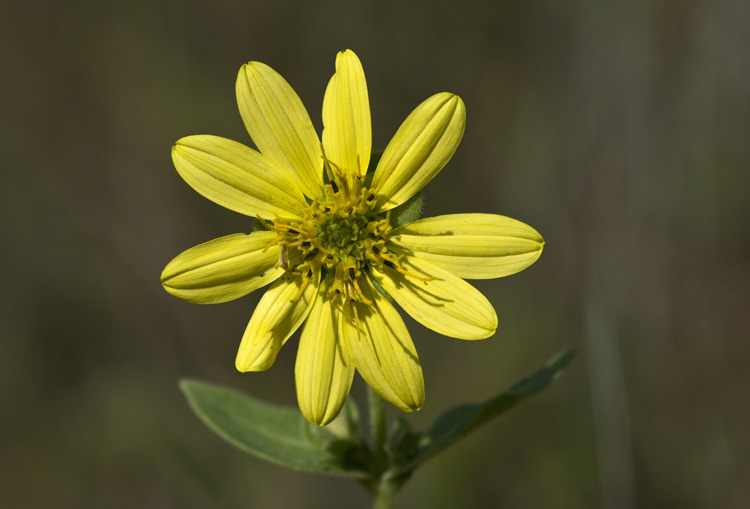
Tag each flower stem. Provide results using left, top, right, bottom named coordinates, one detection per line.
left=367, top=386, right=396, bottom=508
left=372, top=477, right=398, bottom=509
left=368, top=386, right=387, bottom=465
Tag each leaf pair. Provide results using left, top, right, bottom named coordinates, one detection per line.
left=180, top=349, right=575, bottom=482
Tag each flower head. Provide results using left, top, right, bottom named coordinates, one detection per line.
left=162, top=50, right=544, bottom=425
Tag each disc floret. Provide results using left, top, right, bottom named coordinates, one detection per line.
left=259, top=156, right=412, bottom=313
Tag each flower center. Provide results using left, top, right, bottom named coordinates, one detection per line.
left=257, top=156, right=409, bottom=310
left=317, top=212, right=373, bottom=261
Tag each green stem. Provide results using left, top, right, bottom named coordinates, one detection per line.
left=368, top=386, right=387, bottom=465
left=367, top=386, right=397, bottom=508
left=372, top=477, right=398, bottom=509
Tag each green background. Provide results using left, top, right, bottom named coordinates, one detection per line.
left=2, top=0, right=749, bottom=507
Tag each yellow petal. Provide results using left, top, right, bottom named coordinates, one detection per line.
left=390, top=213, right=544, bottom=279
left=320, top=73, right=337, bottom=171
left=321, top=50, right=371, bottom=177
left=370, top=253, right=497, bottom=340
left=172, top=135, right=307, bottom=219
left=340, top=277, right=424, bottom=412
left=295, top=279, right=354, bottom=426
left=236, top=271, right=320, bottom=372
left=236, top=62, right=323, bottom=199
left=161, top=232, right=283, bottom=304
left=371, top=93, right=465, bottom=211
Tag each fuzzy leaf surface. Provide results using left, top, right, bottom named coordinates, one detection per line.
left=180, top=379, right=368, bottom=477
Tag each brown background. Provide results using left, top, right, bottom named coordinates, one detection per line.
left=2, top=0, right=749, bottom=507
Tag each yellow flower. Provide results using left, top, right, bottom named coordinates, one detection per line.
left=161, top=50, right=544, bottom=426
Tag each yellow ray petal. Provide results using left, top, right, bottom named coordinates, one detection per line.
left=390, top=213, right=544, bottom=279
left=236, top=270, right=320, bottom=372
left=295, top=279, right=354, bottom=426
left=320, top=73, right=337, bottom=171
left=371, top=92, right=465, bottom=211
left=172, top=135, right=307, bottom=219
left=370, top=253, right=497, bottom=340
left=321, top=50, right=371, bottom=177
left=236, top=61, right=323, bottom=199
left=161, top=232, right=283, bottom=304
left=340, top=277, right=424, bottom=412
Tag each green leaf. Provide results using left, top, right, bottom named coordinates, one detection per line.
left=391, top=348, right=576, bottom=475
left=180, top=379, right=369, bottom=477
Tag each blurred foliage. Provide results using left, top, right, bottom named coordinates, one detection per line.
left=1, top=0, right=749, bottom=507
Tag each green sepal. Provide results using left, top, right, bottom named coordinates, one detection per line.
left=180, top=379, right=369, bottom=477
left=366, top=149, right=424, bottom=227
left=365, top=266, right=395, bottom=304
left=252, top=218, right=269, bottom=231
left=366, top=150, right=423, bottom=228
left=389, top=348, right=576, bottom=476
left=363, top=151, right=381, bottom=187
left=385, top=416, right=421, bottom=465
left=388, top=190, right=423, bottom=228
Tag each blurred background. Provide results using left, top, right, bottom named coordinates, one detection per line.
left=2, top=0, right=749, bottom=507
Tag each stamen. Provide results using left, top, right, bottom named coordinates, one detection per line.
left=263, top=155, right=400, bottom=317
left=263, top=235, right=281, bottom=252
left=255, top=215, right=274, bottom=230
left=290, top=270, right=313, bottom=303
left=320, top=142, right=337, bottom=183
left=352, top=278, right=373, bottom=306
left=325, top=156, right=346, bottom=176
left=330, top=293, right=345, bottom=315
left=350, top=155, right=363, bottom=200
